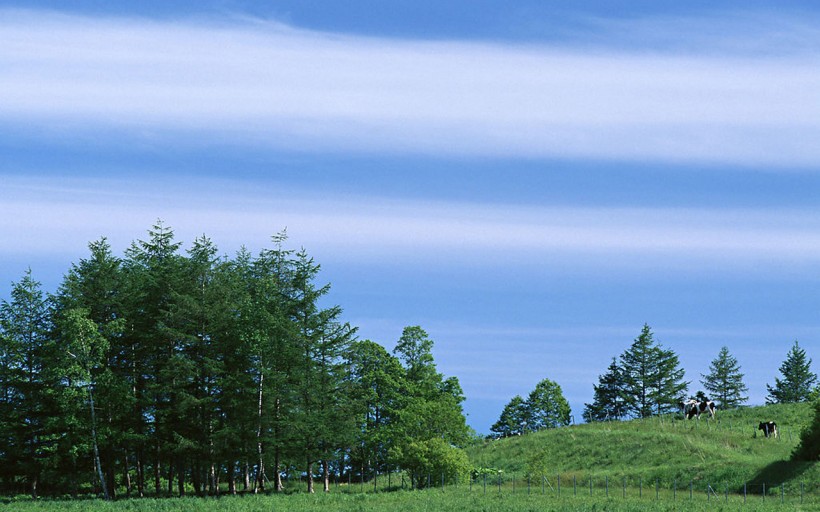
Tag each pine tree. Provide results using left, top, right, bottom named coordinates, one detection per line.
left=766, top=341, right=817, bottom=404
left=0, top=270, right=53, bottom=497
left=700, top=346, right=748, bottom=409
left=583, top=357, right=628, bottom=422
left=620, top=324, right=688, bottom=418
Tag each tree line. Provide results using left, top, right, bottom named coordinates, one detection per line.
left=491, top=324, right=818, bottom=438
left=0, top=223, right=470, bottom=499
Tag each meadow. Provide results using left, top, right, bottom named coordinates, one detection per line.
left=5, top=402, right=818, bottom=511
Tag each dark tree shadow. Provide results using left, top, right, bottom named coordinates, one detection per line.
left=744, top=460, right=814, bottom=491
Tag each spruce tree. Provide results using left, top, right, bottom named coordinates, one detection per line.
left=0, top=270, right=53, bottom=497
left=620, top=324, right=688, bottom=418
left=583, top=357, right=627, bottom=422
left=700, top=346, right=748, bottom=409
left=766, top=341, right=817, bottom=404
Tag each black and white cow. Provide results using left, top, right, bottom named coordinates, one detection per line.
left=680, top=399, right=699, bottom=419
left=697, top=399, right=716, bottom=419
left=680, top=398, right=716, bottom=420
left=758, top=421, right=778, bottom=438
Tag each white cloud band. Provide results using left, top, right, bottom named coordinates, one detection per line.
left=2, top=9, right=820, bottom=166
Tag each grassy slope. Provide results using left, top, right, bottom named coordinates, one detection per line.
left=467, top=402, right=818, bottom=489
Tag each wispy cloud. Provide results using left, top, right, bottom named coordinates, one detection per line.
left=3, top=176, right=820, bottom=275
left=2, top=9, right=820, bottom=166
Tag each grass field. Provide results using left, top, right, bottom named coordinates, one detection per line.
left=5, top=402, right=818, bottom=510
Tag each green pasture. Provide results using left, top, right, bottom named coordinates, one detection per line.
left=5, top=402, right=817, bottom=510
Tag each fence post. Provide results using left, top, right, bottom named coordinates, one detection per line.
left=744, top=482, right=746, bottom=503
left=622, top=476, right=625, bottom=498
left=574, top=475, right=577, bottom=496
left=689, top=480, right=693, bottom=500
left=606, top=476, right=608, bottom=497
left=725, top=483, right=728, bottom=503
left=763, top=482, right=766, bottom=501
left=655, top=479, right=658, bottom=500
left=556, top=475, right=559, bottom=496
left=639, top=477, right=642, bottom=498
left=513, top=475, right=515, bottom=493
left=483, top=473, right=486, bottom=495
left=527, top=475, right=530, bottom=495
left=497, top=473, right=501, bottom=493
left=673, top=479, right=676, bottom=501
left=781, top=483, right=784, bottom=504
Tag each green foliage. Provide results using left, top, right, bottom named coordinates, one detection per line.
left=584, top=357, right=628, bottom=422
left=701, top=346, right=748, bottom=409
left=766, top=340, right=818, bottom=404
left=793, top=398, right=820, bottom=461
left=393, top=438, right=470, bottom=489
left=620, top=324, right=688, bottom=418
left=525, top=378, right=571, bottom=430
left=490, top=395, right=528, bottom=437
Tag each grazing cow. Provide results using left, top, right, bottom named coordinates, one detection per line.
left=680, top=399, right=700, bottom=419
left=758, top=421, right=778, bottom=439
left=697, top=399, right=716, bottom=419
left=680, top=398, right=716, bottom=420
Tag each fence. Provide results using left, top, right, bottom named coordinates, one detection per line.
left=312, top=470, right=819, bottom=506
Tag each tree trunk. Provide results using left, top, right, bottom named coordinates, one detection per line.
left=136, top=449, right=145, bottom=497
left=255, top=373, right=265, bottom=494
left=274, top=446, right=284, bottom=492
left=89, top=387, right=110, bottom=500
left=228, top=461, right=236, bottom=495
left=124, top=455, right=132, bottom=497
left=167, top=460, right=174, bottom=496
left=306, top=460, right=314, bottom=493
left=322, top=460, right=330, bottom=492
left=154, top=449, right=161, bottom=496
left=177, top=460, right=185, bottom=497
left=243, top=462, right=250, bottom=491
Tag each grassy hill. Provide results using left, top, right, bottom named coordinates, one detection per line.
left=466, top=402, right=818, bottom=492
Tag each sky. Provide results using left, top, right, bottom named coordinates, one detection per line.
left=1, top=0, right=820, bottom=433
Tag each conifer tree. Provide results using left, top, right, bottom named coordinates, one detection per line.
left=766, top=341, right=817, bottom=403
left=700, top=346, right=748, bottom=409
left=583, top=357, right=628, bottom=422
left=0, top=270, right=53, bottom=497
left=620, top=324, right=688, bottom=418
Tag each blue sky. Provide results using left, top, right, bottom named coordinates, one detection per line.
left=2, top=1, right=820, bottom=432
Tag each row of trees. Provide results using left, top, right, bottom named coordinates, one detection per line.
left=582, top=326, right=818, bottom=423
left=491, top=325, right=818, bottom=434
left=0, top=223, right=470, bottom=498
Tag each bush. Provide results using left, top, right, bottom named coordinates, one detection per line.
left=793, top=398, right=820, bottom=461
left=395, top=438, right=470, bottom=489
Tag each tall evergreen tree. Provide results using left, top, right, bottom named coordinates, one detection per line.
left=766, top=341, right=817, bottom=404
left=700, top=346, right=748, bottom=409
left=54, top=238, right=132, bottom=497
left=620, top=324, right=688, bottom=418
left=583, top=357, right=628, bottom=422
left=0, top=270, right=53, bottom=497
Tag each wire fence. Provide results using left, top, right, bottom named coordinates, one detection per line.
left=316, top=471, right=819, bottom=506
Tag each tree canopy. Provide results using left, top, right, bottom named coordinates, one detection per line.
left=0, top=224, right=469, bottom=498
